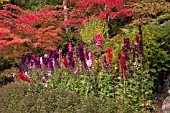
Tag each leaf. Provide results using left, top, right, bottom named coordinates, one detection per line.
left=165, top=64, right=170, bottom=68
left=162, top=67, right=168, bottom=71
left=150, top=69, right=156, bottom=73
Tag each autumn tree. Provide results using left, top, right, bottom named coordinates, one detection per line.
left=0, top=4, right=64, bottom=58
left=64, top=0, right=137, bottom=38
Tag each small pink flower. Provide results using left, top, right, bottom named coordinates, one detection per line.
left=86, top=60, right=92, bottom=67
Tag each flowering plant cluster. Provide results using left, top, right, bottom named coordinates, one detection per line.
left=113, top=25, right=155, bottom=109
left=18, top=40, right=113, bottom=84
left=16, top=26, right=154, bottom=110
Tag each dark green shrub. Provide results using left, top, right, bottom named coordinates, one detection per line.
left=0, top=56, right=19, bottom=72
left=0, top=67, right=18, bottom=86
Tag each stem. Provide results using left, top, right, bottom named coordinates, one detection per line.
left=123, top=75, right=126, bottom=103
left=63, top=0, right=68, bottom=32
left=141, top=63, right=145, bottom=105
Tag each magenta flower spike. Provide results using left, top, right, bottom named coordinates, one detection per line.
left=68, top=42, right=73, bottom=52
left=94, top=34, right=102, bottom=47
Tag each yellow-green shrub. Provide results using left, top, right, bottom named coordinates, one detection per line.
left=80, top=18, right=108, bottom=44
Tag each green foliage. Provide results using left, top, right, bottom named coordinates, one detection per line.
left=59, top=32, right=84, bottom=52
left=0, top=74, right=9, bottom=87
left=48, top=70, right=114, bottom=98
left=153, top=14, right=170, bottom=53
left=0, top=67, right=17, bottom=86
left=9, top=0, right=63, bottom=11
left=133, top=0, right=170, bottom=24
left=115, top=24, right=170, bottom=94
left=0, top=0, right=9, bottom=3
left=0, top=55, right=19, bottom=72
left=0, top=82, right=150, bottom=113
left=80, top=18, right=108, bottom=44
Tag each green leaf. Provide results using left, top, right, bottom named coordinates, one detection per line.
left=165, top=64, right=170, bottom=68
left=150, top=69, right=156, bottom=73
left=162, top=67, right=168, bottom=71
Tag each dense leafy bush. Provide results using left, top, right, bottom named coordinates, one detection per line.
left=132, top=0, right=170, bottom=25
left=0, top=67, right=17, bottom=86
left=115, top=23, right=170, bottom=91
left=14, top=27, right=155, bottom=111
left=9, top=0, right=63, bottom=11
left=0, top=82, right=150, bottom=113
left=80, top=18, right=108, bottom=44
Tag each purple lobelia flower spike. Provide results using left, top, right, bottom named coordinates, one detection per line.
left=68, top=50, right=75, bottom=69
left=122, top=38, right=130, bottom=61
left=42, top=55, right=48, bottom=66
left=30, top=55, right=36, bottom=68
left=103, top=56, right=109, bottom=70
left=49, top=50, right=56, bottom=59
left=19, top=65, right=23, bottom=73
left=20, top=56, right=26, bottom=64
left=55, top=59, right=60, bottom=68
left=26, top=53, right=32, bottom=63
left=48, top=58, right=54, bottom=72
left=78, top=45, right=87, bottom=69
left=78, top=45, right=85, bottom=63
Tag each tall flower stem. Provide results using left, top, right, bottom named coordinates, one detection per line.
left=139, top=24, right=145, bottom=104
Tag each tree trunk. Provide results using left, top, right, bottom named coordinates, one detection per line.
left=63, top=0, right=68, bottom=32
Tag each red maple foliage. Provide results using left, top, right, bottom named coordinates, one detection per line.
left=64, top=0, right=136, bottom=27
left=0, top=4, right=64, bottom=58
